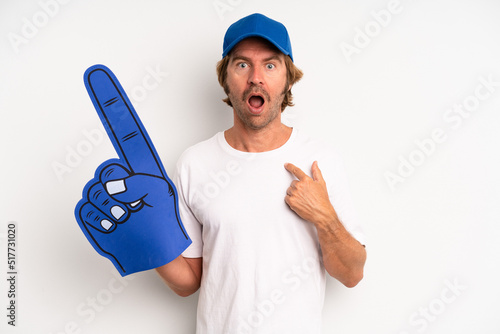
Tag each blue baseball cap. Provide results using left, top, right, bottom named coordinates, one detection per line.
left=222, top=13, right=293, bottom=62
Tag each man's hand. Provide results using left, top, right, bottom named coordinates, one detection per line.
left=75, top=65, right=191, bottom=276
left=285, top=161, right=366, bottom=287
left=284, top=161, right=337, bottom=229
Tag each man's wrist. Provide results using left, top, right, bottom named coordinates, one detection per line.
left=314, top=205, right=341, bottom=233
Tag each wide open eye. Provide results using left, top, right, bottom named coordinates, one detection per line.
left=266, top=64, right=275, bottom=70
left=238, top=62, right=248, bottom=69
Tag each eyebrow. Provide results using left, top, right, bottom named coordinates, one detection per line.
left=230, top=54, right=284, bottom=64
left=230, top=55, right=251, bottom=63
left=263, top=55, right=284, bottom=63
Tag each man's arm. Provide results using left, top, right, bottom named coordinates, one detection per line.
left=284, top=161, right=366, bottom=288
left=155, top=256, right=202, bottom=297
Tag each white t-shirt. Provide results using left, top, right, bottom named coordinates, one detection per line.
left=175, top=128, right=365, bottom=334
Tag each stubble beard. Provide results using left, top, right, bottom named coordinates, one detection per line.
left=227, top=83, right=288, bottom=131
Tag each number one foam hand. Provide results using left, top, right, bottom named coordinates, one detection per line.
left=75, top=65, right=191, bottom=276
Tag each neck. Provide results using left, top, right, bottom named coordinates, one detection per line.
left=224, top=118, right=292, bottom=153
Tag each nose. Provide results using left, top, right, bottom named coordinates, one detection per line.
left=248, top=66, right=264, bottom=86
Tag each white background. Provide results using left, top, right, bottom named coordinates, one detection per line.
left=1, top=0, right=500, bottom=333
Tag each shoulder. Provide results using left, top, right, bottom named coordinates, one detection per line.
left=177, top=132, right=222, bottom=168
left=292, top=128, right=344, bottom=163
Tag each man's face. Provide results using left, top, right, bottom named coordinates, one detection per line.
left=225, top=37, right=289, bottom=131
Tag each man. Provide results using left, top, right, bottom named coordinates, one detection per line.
left=155, top=13, right=366, bottom=333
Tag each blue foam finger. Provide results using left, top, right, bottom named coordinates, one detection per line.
left=84, top=65, right=163, bottom=176
left=87, top=183, right=129, bottom=223
left=75, top=66, right=191, bottom=276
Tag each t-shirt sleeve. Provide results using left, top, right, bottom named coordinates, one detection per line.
left=323, top=152, right=366, bottom=247
left=175, top=157, right=203, bottom=258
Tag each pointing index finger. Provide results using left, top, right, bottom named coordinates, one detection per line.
left=84, top=65, right=164, bottom=178
left=284, top=163, right=309, bottom=181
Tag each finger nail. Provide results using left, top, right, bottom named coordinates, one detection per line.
left=110, top=206, right=125, bottom=220
left=106, top=180, right=126, bottom=195
left=101, top=219, right=113, bottom=231
left=130, top=200, right=141, bottom=208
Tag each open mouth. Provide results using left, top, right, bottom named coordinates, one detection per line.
left=247, top=93, right=265, bottom=113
